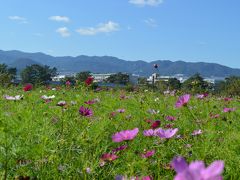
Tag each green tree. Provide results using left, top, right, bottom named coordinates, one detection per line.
left=167, top=78, right=181, bottom=90
left=21, top=64, right=57, bottom=85
left=75, top=71, right=91, bottom=82
left=0, top=63, right=17, bottom=86
left=106, top=72, right=130, bottom=85
left=182, top=73, right=209, bottom=93
left=215, top=76, right=240, bottom=96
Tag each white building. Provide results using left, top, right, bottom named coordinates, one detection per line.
left=91, top=73, right=115, bottom=82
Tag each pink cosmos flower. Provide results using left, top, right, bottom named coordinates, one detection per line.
left=223, top=107, right=236, bottom=113
left=117, top=109, right=125, bottom=113
left=196, top=93, right=208, bottom=99
left=143, top=129, right=155, bottom=136
left=141, top=150, right=155, bottom=158
left=79, top=106, right=93, bottom=117
left=112, top=128, right=139, bottom=142
left=112, top=145, right=128, bottom=153
left=65, top=80, right=71, bottom=86
left=23, top=84, right=33, bottom=91
left=192, top=129, right=202, bottom=136
left=175, top=94, right=191, bottom=108
left=172, top=156, right=224, bottom=180
left=223, top=97, right=232, bottom=102
left=155, top=128, right=178, bottom=139
left=100, top=153, right=118, bottom=162
left=166, top=115, right=176, bottom=121
left=84, top=99, right=98, bottom=105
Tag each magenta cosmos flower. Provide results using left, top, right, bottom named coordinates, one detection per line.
left=166, top=115, right=176, bottom=121
left=112, top=128, right=139, bottom=142
left=223, top=107, right=236, bottom=113
left=141, top=150, right=155, bottom=158
left=79, top=106, right=93, bottom=117
left=172, top=156, right=224, bottom=180
left=175, top=94, right=191, bottom=108
left=155, top=128, right=178, bottom=139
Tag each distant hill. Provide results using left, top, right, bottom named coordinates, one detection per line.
left=0, top=49, right=240, bottom=77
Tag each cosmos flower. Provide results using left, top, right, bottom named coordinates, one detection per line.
left=112, top=128, right=139, bottom=142
left=150, top=120, right=161, bottom=129
left=117, top=109, right=125, bottom=113
left=175, top=94, right=191, bottom=108
left=155, top=128, right=178, bottom=139
left=223, top=107, right=236, bottom=113
left=172, top=156, right=224, bottom=180
left=100, top=153, right=118, bottom=162
left=166, top=115, right=176, bottom=121
left=84, top=99, right=97, bottom=105
left=196, top=93, right=208, bottom=99
left=4, top=95, right=23, bottom=100
left=65, top=80, right=71, bottom=86
left=111, top=145, right=128, bottom=153
left=79, top=106, right=93, bottom=117
left=23, top=84, right=33, bottom=91
left=143, top=129, right=155, bottom=137
left=85, top=77, right=94, bottom=86
left=192, top=129, right=202, bottom=136
left=141, top=150, right=155, bottom=158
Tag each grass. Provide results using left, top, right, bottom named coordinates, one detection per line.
left=0, top=85, right=239, bottom=179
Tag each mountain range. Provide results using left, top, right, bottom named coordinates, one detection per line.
left=0, top=49, right=240, bottom=77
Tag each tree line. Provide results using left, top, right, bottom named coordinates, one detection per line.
left=0, top=63, right=240, bottom=96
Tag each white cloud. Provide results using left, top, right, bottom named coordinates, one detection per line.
left=56, top=27, right=70, bottom=37
left=129, top=0, right=163, bottom=6
left=144, top=18, right=158, bottom=27
left=49, top=16, right=70, bottom=22
left=76, top=21, right=119, bottom=36
left=8, top=16, right=28, bottom=23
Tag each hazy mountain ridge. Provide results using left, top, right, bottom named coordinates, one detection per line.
left=0, top=50, right=239, bottom=77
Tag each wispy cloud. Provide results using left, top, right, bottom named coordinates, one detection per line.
left=8, top=16, right=28, bottom=24
left=144, top=18, right=158, bottom=27
left=76, top=21, right=119, bottom=36
left=56, top=27, right=71, bottom=37
left=49, top=16, right=70, bottom=22
left=129, top=0, right=163, bottom=6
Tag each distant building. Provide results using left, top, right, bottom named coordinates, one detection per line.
left=52, top=75, right=66, bottom=81
left=91, top=73, right=115, bottom=82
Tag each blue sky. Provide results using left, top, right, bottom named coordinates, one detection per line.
left=1, top=0, right=240, bottom=68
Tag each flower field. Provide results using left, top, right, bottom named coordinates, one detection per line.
left=0, top=85, right=239, bottom=179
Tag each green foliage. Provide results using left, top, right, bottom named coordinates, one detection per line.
left=106, top=72, right=130, bottom=85
left=214, top=76, right=240, bottom=96
left=0, top=63, right=17, bottom=86
left=167, top=78, right=181, bottom=90
left=182, top=73, right=210, bottom=93
left=0, top=86, right=239, bottom=179
left=20, top=64, right=57, bottom=85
